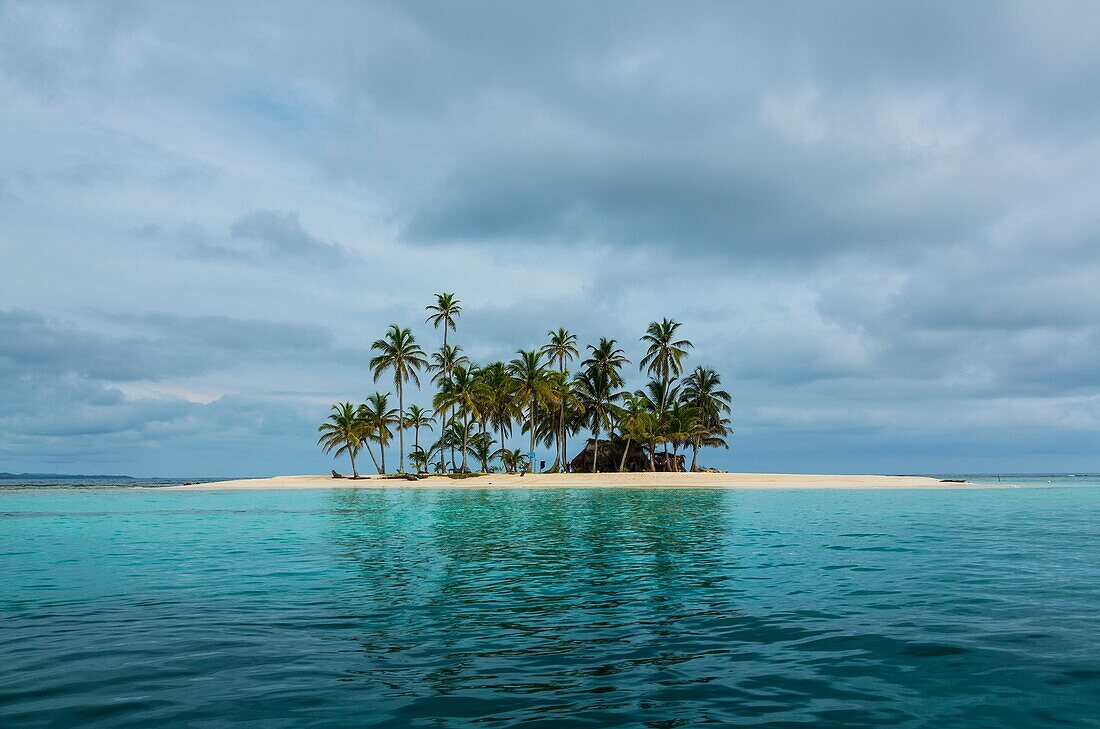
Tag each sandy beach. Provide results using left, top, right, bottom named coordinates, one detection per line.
left=167, top=472, right=992, bottom=491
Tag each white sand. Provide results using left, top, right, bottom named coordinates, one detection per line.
left=167, top=472, right=993, bottom=490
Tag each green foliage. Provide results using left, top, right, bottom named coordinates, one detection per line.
left=318, top=297, right=735, bottom=476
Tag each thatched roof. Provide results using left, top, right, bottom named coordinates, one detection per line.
left=568, top=438, right=685, bottom=472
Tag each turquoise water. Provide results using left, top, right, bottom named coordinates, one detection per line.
left=2, top=480, right=1098, bottom=727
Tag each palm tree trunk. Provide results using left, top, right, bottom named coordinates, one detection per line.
left=444, top=328, right=455, bottom=472
left=350, top=449, right=359, bottom=479
left=619, top=437, right=631, bottom=472
left=649, top=442, right=657, bottom=472
left=397, top=383, right=405, bottom=473
left=529, top=397, right=537, bottom=472
left=364, top=441, right=380, bottom=473
left=559, top=357, right=566, bottom=472
left=690, top=439, right=699, bottom=472
left=380, top=445, right=386, bottom=475
left=592, top=428, right=599, bottom=473
left=461, top=411, right=470, bottom=472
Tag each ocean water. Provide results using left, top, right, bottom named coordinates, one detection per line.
left=1, top=479, right=1098, bottom=727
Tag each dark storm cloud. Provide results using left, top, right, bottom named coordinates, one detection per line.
left=0, top=309, right=205, bottom=382
left=117, top=312, right=334, bottom=354
left=0, top=309, right=334, bottom=385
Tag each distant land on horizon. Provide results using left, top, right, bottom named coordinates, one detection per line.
left=0, top=472, right=136, bottom=480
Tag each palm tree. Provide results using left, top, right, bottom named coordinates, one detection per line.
left=496, top=447, right=530, bottom=474
left=508, top=350, right=555, bottom=472
left=360, top=392, right=399, bottom=474
left=317, top=402, right=366, bottom=477
left=665, top=401, right=704, bottom=472
left=638, top=321, right=686, bottom=470
left=428, top=343, right=469, bottom=470
left=403, top=404, right=435, bottom=463
left=573, top=368, right=620, bottom=472
left=432, top=364, right=482, bottom=472
left=582, top=337, right=630, bottom=387
left=466, top=431, right=496, bottom=472
left=370, top=325, right=427, bottom=473
left=615, top=394, right=651, bottom=472
left=426, top=294, right=462, bottom=464
left=540, top=328, right=578, bottom=470
left=635, top=376, right=683, bottom=470
left=477, top=361, right=517, bottom=456
left=681, top=366, right=733, bottom=471
left=408, top=444, right=433, bottom=475
left=639, top=318, right=693, bottom=395
left=425, top=293, right=462, bottom=346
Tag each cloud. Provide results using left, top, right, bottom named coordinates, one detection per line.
left=170, top=210, right=355, bottom=265
left=2, top=2, right=1100, bottom=474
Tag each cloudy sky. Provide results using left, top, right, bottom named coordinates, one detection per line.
left=2, top=2, right=1099, bottom=477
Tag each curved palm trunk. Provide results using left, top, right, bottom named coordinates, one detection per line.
left=397, top=383, right=405, bottom=473
left=349, top=449, right=359, bottom=479
left=528, top=397, right=537, bottom=472
left=619, top=437, right=632, bottom=472
left=690, top=439, right=700, bottom=472
left=363, top=440, right=381, bottom=474
left=558, top=356, right=566, bottom=472
left=461, top=410, right=470, bottom=472
left=592, top=428, right=600, bottom=473
left=443, top=328, right=456, bottom=472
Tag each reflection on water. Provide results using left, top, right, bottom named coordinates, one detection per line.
left=2, top=486, right=1099, bottom=727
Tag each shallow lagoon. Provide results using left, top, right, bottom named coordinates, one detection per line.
left=2, top=483, right=1098, bottom=727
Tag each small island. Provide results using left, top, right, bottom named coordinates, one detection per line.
left=169, top=472, right=975, bottom=490
left=167, top=292, right=980, bottom=491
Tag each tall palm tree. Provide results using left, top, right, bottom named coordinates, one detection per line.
left=370, top=325, right=427, bottom=473
left=540, top=328, right=578, bottom=470
left=316, top=402, right=366, bottom=478
left=508, top=350, right=555, bottom=471
left=477, top=361, right=517, bottom=456
left=426, top=293, right=462, bottom=464
left=360, top=392, right=399, bottom=474
left=640, top=318, right=692, bottom=468
left=428, top=343, right=469, bottom=470
left=681, top=366, right=733, bottom=471
left=582, top=337, right=630, bottom=387
left=403, top=404, right=435, bottom=462
left=639, top=319, right=693, bottom=396
left=425, top=293, right=462, bottom=347
left=432, top=364, right=482, bottom=472
left=573, top=368, right=620, bottom=472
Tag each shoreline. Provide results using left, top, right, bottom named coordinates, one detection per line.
left=165, top=472, right=1002, bottom=491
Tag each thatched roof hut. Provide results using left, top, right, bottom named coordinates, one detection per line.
left=568, top=438, right=685, bottom=473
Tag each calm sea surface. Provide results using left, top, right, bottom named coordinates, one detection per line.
left=2, top=477, right=1098, bottom=727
